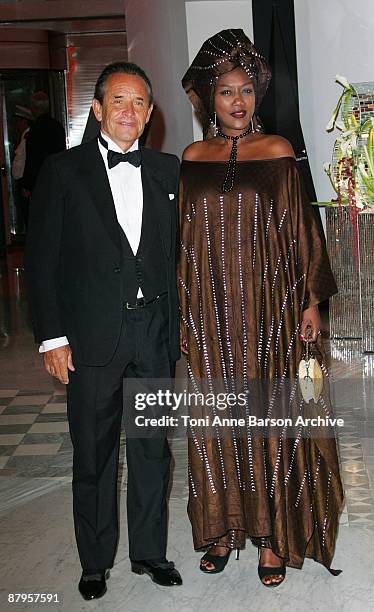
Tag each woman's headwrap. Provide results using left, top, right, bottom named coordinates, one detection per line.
left=182, top=28, right=271, bottom=137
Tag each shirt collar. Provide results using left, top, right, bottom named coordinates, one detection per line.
left=99, top=131, right=139, bottom=153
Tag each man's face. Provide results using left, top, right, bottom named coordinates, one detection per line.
left=92, top=72, right=153, bottom=151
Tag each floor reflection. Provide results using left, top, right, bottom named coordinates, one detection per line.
left=0, top=249, right=56, bottom=392
left=0, top=247, right=29, bottom=341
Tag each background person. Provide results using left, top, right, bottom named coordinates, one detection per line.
left=22, top=91, right=66, bottom=196
left=12, top=104, right=33, bottom=181
left=11, top=104, right=33, bottom=230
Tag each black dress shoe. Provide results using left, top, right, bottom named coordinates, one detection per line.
left=131, top=559, right=182, bottom=586
left=78, top=570, right=109, bottom=600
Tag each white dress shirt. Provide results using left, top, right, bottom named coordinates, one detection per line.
left=40, top=132, right=144, bottom=353
left=12, top=127, right=30, bottom=180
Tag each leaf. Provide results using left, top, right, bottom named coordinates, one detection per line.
left=342, top=90, right=352, bottom=130
left=359, top=168, right=374, bottom=197
left=350, top=113, right=359, bottom=128
left=364, top=144, right=374, bottom=176
left=326, top=91, right=345, bottom=131
left=366, top=127, right=374, bottom=168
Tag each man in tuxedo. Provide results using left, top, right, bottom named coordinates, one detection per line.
left=26, top=62, right=182, bottom=600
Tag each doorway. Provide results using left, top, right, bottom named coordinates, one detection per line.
left=0, top=69, right=66, bottom=245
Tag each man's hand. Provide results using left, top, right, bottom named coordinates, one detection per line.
left=300, top=305, right=321, bottom=343
left=43, top=345, right=75, bottom=384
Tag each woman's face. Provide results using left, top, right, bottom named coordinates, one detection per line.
left=214, top=67, right=255, bottom=134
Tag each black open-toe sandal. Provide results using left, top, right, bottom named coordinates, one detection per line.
left=200, top=548, right=239, bottom=574
left=258, top=564, right=286, bottom=587
left=258, top=550, right=286, bottom=587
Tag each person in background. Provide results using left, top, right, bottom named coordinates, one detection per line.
left=12, top=104, right=33, bottom=230
left=22, top=91, right=66, bottom=195
left=12, top=105, right=33, bottom=181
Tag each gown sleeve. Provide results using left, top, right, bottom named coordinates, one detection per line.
left=177, top=166, right=191, bottom=337
left=287, top=161, right=338, bottom=310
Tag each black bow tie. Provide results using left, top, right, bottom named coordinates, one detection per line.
left=98, top=134, right=142, bottom=169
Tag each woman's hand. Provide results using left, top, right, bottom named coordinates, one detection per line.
left=180, top=328, right=188, bottom=355
left=300, top=305, right=321, bottom=343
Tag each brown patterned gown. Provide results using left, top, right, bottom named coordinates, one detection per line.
left=178, top=157, right=344, bottom=571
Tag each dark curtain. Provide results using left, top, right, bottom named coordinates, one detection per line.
left=252, top=0, right=319, bottom=207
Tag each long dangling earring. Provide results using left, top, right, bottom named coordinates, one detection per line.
left=210, top=112, right=218, bottom=137
left=250, top=117, right=254, bottom=133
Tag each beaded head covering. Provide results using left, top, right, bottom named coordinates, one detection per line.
left=182, top=28, right=271, bottom=138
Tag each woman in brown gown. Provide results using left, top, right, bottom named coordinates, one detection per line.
left=178, top=29, right=343, bottom=586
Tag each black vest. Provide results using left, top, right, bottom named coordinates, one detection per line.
left=119, top=193, right=167, bottom=303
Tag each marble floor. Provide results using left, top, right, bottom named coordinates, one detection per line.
left=1, top=255, right=374, bottom=612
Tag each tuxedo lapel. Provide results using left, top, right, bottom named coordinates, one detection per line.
left=140, top=149, right=172, bottom=259
left=77, top=140, right=121, bottom=253
left=76, top=141, right=173, bottom=258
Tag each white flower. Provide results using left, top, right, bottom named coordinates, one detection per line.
left=340, top=140, right=351, bottom=156
left=326, top=115, right=336, bottom=131
left=335, top=119, right=345, bottom=131
left=323, top=162, right=331, bottom=174
left=336, top=129, right=358, bottom=157
left=340, top=178, right=349, bottom=190
left=335, top=74, right=351, bottom=89
left=358, top=162, right=368, bottom=177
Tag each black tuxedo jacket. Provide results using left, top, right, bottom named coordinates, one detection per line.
left=26, top=138, right=180, bottom=366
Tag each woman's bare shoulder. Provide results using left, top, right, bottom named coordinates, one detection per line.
left=260, top=135, right=295, bottom=159
left=182, top=140, right=213, bottom=161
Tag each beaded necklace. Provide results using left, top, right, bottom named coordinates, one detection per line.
left=217, top=125, right=253, bottom=192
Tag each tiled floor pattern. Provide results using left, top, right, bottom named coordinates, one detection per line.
left=0, top=390, right=71, bottom=477
left=1, top=341, right=374, bottom=528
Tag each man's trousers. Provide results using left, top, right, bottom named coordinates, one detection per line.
left=67, top=295, right=173, bottom=572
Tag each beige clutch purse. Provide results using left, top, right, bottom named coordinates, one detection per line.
left=298, top=341, right=323, bottom=403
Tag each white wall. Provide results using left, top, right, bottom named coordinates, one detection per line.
left=295, top=0, right=374, bottom=201
left=185, top=0, right=253, bottom=140
left=124, top=0, right=193, bottom=156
